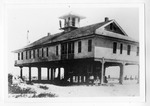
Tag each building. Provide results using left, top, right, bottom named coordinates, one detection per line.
left=13, top=12, right=139, bottom=85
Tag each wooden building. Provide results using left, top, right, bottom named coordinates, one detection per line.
left=13, top=12, right=139, bottom=85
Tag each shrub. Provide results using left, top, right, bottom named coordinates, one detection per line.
left=32, top=93, right=57, bottom=98
left=8, top=84, right=36, bottom=94
left=8, top=73, right=13, bottom=85
left=39, top=85, right=49, bottom=90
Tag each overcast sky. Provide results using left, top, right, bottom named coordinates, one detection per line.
left=6, top=4, right=139, bottom=76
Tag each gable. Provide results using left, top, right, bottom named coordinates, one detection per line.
left=104, top=22, right=126, bottom=36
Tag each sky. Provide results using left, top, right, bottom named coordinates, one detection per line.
left=5, top=4, right=139, bottom=77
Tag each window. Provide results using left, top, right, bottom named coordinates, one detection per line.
left=29, top=50, right=31, bottom=59
left=21, top=52, right=23, bottom=60
left=137, top=47, right=139, bottom=56
left=120, top=44, right=123, bottom=54
left=18, top=53, right=20, bottom=60
left=113, top=42, right=117, bottom=53
left=127, top=45, right=131, bottom=55
left=56, top=46, right=58, bottom=56
left=78, top=41, right=81, bottom=53
left=88, top=40, right=92, bottom=52
left=61, top=43, right=67, bottom=54
left=46, top=47, right=49, bottom=57
left=42, top=48, right=44, bottom=57
left=26, top=51, right=28, bottom=59
left=72, top=18, right=75, bottom=26
left=33, top=50, right=35, bottom=58
left=68, top=42, right=74, bottom=54
left=37, top=49, right=39, bottom=57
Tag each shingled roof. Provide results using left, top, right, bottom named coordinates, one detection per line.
left=13, top=20, right=138, bottom=52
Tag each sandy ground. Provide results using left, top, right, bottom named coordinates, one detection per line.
left=8, top=80, right=139, bottom=98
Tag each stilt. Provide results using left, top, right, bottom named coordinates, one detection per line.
left=119, top=62, right=125, bottom=84
left=38, top=67, right=41, bottom=82
left=29, top=67, right=31, bottom=83
left=58, top=67, right=61, bottom=80
left=53, top=68, right=56, bottom=80
left=20, top=66, right=23, bottom=79
left=51, top=68, right=53, bottom=81
left=47, top=67, right=49, bottom=80
left=100, top=57, right=105, bottom=84
left=137, top=64, right=139, bottom=84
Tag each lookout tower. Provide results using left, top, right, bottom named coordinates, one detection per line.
left=59, top=12, right=85, bottom=32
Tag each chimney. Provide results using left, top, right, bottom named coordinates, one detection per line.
left=47, top=33, right=51, bottom=36
left=105, top=17, right=109, bottom=22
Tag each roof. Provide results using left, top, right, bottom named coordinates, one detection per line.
left=13, top=20, right=138, bottom=53
left=59, top=11, right=86, bottom=19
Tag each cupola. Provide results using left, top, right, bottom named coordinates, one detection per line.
left=59, top=12, right=85, bottom=32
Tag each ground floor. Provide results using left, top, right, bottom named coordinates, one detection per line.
left=16, top=58, right=139, bottom=85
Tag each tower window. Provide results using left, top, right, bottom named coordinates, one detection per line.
left=78, top=41, right=82, bottom=53
left=72, top=18, right=75, bottom=26
left=137, top=47, right=139, bottom=56
left=56, top=46, right=58, bottom=56
left=113, top=42, right=117, bottom=53
left=120, top=44, right=123, bottom=54
left=127, top=45, right=131, bottom=55
left=88, top=40, right=92, bottom=52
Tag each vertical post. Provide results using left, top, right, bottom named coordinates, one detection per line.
left=20, top=66, right=23, bottom=79
left=53, top=68, right=56, bottom=80
left=137, top=64, right=139, bottom=84
left=100, top=57, right=105, bottom=84
left=51, top=68, right=53, bottom=81
left=119, top=62, right=125, bottom=84
left=47, top=67, right=49, bottom=80
left=38, top=67, right=41, bottom=82
left=58, top=67, right=61, bottom=80
left=29, top=67, right=31, bottom=83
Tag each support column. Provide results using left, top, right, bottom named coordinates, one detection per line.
left=20, top=66, right=23, bottom=79
left=100, top=57, right=105, bottom=84
left=119, top=62, right=125, bottom=84
left=51, top=68, right=53, bottom=81
left=58, top=67, right=61, bottom=80
left=29, top=67, right=31, bottom=83
left=38, top=67, right=41, bottom=82
left=137, top=64, right=139, bottom=84
left=47, top=67, right=50, bottom=80
left=53, top=68, right=56, bottom=80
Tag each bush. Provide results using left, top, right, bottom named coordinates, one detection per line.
left=39, top=85, right=49, bottom=90
left=8, top=73, right=13, bottom=85
left=32, top=93, right=57, bottom=98
left=8, top=84, right=36, bottom=94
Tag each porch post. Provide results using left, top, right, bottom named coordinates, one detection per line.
left=38, top=67, right=41, bottom=82
left=20, top=66, right=23, bottom=79
left=29, top=67, right=31, bottom=83
left=47, top=67, right=50, bottom=80
left=137, top=64, right=139, bottom=84
left=100, top=57, right=105, bottom=84
left=119, top=62, right=125, bottom=84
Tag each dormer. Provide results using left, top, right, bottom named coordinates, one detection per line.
left=59, top=12, right=85, bottom=32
